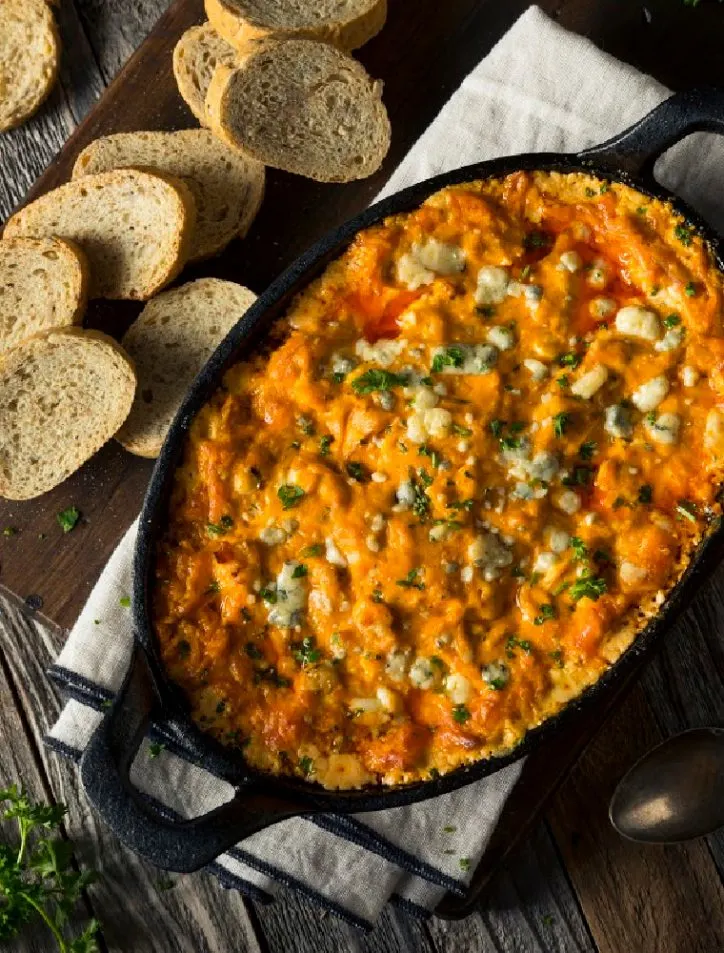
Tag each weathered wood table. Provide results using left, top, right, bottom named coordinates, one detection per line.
left=3, top=0, right=724, bottom=950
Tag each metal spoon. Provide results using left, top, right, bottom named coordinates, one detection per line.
left=609, top=728, right=724, bottom=843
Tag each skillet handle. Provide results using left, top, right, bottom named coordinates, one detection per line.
left=80, top=648, right=305, bottom=873
left=578, top=87, right=724, bottom=179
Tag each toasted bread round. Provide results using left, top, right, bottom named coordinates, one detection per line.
left=72, top=130, right=265, bottom=262
left=0, top=0, right=60, bottom=132
left=173, top=22, right=239, bottom=126
left=0, top=328, right=136, bottom=500
left=204, top=0, right=386, bottom=52
left=205, top=39, right=390, bottom=183
left=0, top=237, right=89, bottom=356
left=116, top=278, right=256, bottom=458
left=4, top=169, right=197, bottom=300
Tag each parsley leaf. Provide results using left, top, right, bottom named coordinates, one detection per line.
left=432, top=346, right=466, bottom=373
left=452, top=705, right=471, bottom=724
left=346, top=461, right=369, bottom=482
left=570, top=575, right=607, bottom=602
left=319, top=435, right=334, bottom=456
left=57, top=507, right=80, bottom=534
left=579, top=440, right=597, bottom=460
left=553, top=412, right=571, bottom=438
left=396, top=568, right=425, bottom=590
left=534, top=604, right=556, bottom=625
left=292, top=636, right=321, bottom=667
left=674, top=223, right=693, bottom=247
left=207, top=515, right=234, bottom=536
left=351, top=369, right=408, bottom=394
left=278, top=485, right=305, bottom=510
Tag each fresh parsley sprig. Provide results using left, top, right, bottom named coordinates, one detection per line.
left=0, top=785, right=101, bottom=952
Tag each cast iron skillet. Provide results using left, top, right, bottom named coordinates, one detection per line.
left=81, top=88, right=724, bottom=873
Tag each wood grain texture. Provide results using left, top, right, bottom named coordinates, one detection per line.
left=0, top=598, right=264, bottom=953
left=548, top=680, right=724, bottom=953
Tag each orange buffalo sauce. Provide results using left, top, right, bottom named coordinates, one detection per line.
left=154, top=172, right=724, bottom=789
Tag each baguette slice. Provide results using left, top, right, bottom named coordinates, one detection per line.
left=173, top=22, right=239, bottom=126
left=72, top=130, right=265, bottom=263
left=116, top=278, right=256, bottom=458
left=0, top=237, right=89, bottom=356
left=205, top=0, right=386, bottom=52
left=0, top=0, right=60, bottom=132
left=206, top=39, right=390, bottom=183
left=4, top=169, right=197, bottom=300
left=0, top=328, right=136, bottom=500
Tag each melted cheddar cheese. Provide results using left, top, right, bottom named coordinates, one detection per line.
left=154, top=172, right=724, bottom=789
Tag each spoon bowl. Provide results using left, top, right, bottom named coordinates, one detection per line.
left=610, top=728, right=724, bottom=843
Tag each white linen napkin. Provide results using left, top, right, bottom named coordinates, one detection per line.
left=46, top=5, right=724, bottom=927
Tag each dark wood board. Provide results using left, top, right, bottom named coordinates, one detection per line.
left=4, top=0, right=724, bottom=942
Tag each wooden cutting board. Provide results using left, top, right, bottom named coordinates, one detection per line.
left=0, top=0, right=716, bottom=918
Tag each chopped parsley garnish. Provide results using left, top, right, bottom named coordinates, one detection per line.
left=57, top=506, right=80, bottom=533
left=292, top=636, right=322, bottom=667
left=419, top=445, right=442, bottom=468
left=278, top=484, right=305, bottom=509
left=410, top=473, right=431, bottom=522
left=452, top=705, right=471, bottom=724
left=638, top=484, right=653, bottom=504
left=477, top=305, right=496, bottom=318
left=570, top=536, right=588, bottom=561
left=579, top=440, right=597, bottom=460
left=298, top=756, right=314, bottom=777
left=557, top=352, right=581, bottom=369
left=298, top=416, right=315, bottom=436
left=2, top=526, right=17, bottom=537
left=245, top=642, right=263, bottom=660
left=432, top=346, right=466, bottom=373
left=664, top=313, right=681, bottom=328
left=459, top=857, right=472, bottom=872
left=636, top=206, right=648, bottom=215
left=685, top=281, right=697, bottom=297
left=319, top=435, right=334, bottom=456
left=371, top=588, right=384, bottom=603
left=562, top=467, right=592, bottom=487
left=489, top=419, right=505, bottom=438
left=396, top=568, right=425, bottom=590
left=260, top=587, right=277, bottom=604
left=676, top=499, right=698, bottom=522
left=600, top=183, right=610, bottom=194
left=119, top=596, right=131, bottom=608
left=452, top=424, right=473, bottom=437
left=549, top=649, right=564, bottom=667
left=585, top=187, right=596, bottom=197
left=553, top=412, right=571, bottom=438
left=149, top=741, right=165, bottom=759
left=505, top=636, right=533, bottom=659
left=207, top=514, right=234, bottom=536
left=443, top=824, right=457, bottom=833
left=292, top=564, right=308, bottom=578
left=674, top=223, right=694, bottom=247
left=570, top=575, right=607, bottom=602
left=300, top=543, right=323, bottom=558
left=557, top=374, right=569, bottom=389
left=205, top=580, right=221, bottom=594
left=346, top=461, right=368, bottom=482
left=351, top=369, right=408, bottom=394
left=552, top=580, right=571, bottom=596
left=534, top=604, right=556, bottom=625
left=447, top=499, right=474, bottom=511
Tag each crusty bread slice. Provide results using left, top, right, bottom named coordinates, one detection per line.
left=205, top=39, right=390, bottom=183
left=116, top=278, right=256, bottom=458
left=173, top=22, right=239, bottom=126
left=4, top=169, right=197, bottom=300
left=205, top=0, right=386, bottom=52
left=0, top=328, right=136, bottom=500
left=72, top=130, right=265, bottom=262
left=0, top=0, right=60, bottom=132
left=0, top=237, right=89, bottom=356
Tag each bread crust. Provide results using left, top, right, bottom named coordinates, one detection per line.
left=173, top=22, right=239, bottom=126
left=0, top=0, right=61, bottom=132
left=204, top=0, right=387, bottom=52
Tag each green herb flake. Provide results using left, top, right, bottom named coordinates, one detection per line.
left=245, top=642, right=263, bottom=660
left=419, top=445, right=442, bottom=468
left=292, top=636, right=322, bottom=667
left=585, top=187, right=596, bottom=197
left=278, top=484, right=305, bottom=510
left=570, top=536, right=588, bottom=561
left=600, top=183, right=610, bottom=194
left=523, top=230, right=551, bottom=250
left=534, top=604, right=556, bottom=625
left=685, top=281, right=697, bottom=297
left=371, top=588, right=384, bottom=603
left=558, top=352, right=581, bottom=370
left=675, top=223, right=694, bottom=247
left=452, top=424, right=473, bottom=437
left=452, top=705, right=471, bottom=724
left=553, top=412, right=571, bottom=438
left=207, top=514, right=234, bottom=536
left=570, top=575, right=607, bottom=602
left=664, top=313, right=681, bottom=328
left=300, top=543, right=323, bottom=558
left=2, top=526, right=17, bottom=537
left=443, top=825, right=457, bottom=833
left=119, top=596, right=131, bottom=608
left=351, top=369, right=408, bottom=394
left=579, top=440, right=597, bottom=460
left=319, top=435, right=334, bottom=456
left=148, top=741, right=165, bottom=759
left=57, top=506, right=80, bottom=534
left=557, top=374, right=569, bottom=389
left=396, top=568, right=425, bottom=590
left=432, top=346, right=466, bottom=373
left=292, top=564, right=308, bottom=579
left=260, top=587, right=277, bottom=604
left=298, top=756, right=314, bottom=777
left=346, top=461, right=368, bottom=482
left=447, top=499, right=474, bottom=512
left=489, top=419, right=506, bottom=438
left=459, top=857, right=472, bottom=872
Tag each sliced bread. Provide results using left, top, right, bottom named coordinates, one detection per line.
left=116, top=278, right=256, bottom=458
left=205, top=39, right=390, bottom=183
left=204, top=0, right=386, bottom=52
left=0, top=237, right=89, bottom=356
left=72, top=130, right=265, bottom=262
left=173, top=22, right=239, bottom=126
left=0, top=0, right=60, bottom=132
left=4, top=169, right=197, bottom=300
left=0, top=328, right=136, bottom=500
